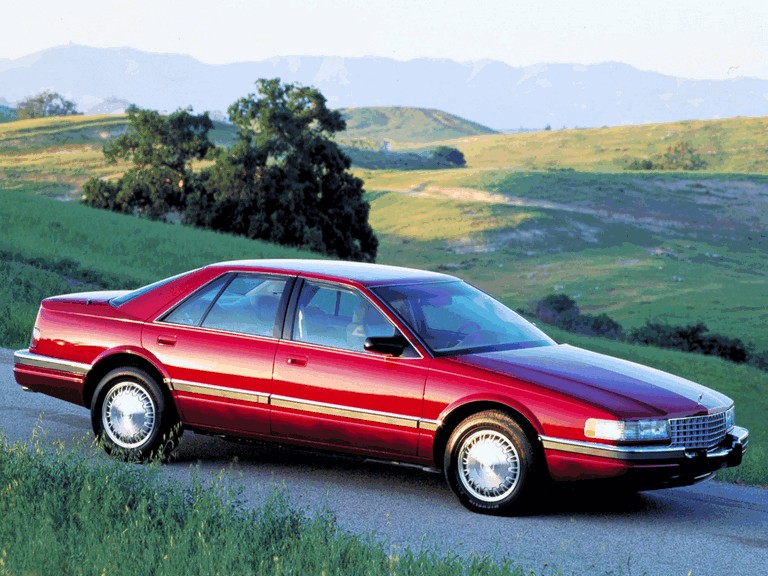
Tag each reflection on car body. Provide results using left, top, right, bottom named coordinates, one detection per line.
left=13, top=259, right=748, bottom=514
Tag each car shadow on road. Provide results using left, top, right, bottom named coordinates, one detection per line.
left=170, top=432, right=673, bottom=518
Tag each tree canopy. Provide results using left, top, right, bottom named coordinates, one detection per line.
left=16, top=91, right=80, bottom=119
left=430, top=145, right=466, bottom=167
left=83, top=107, right=213, bottom=219
left=83, top=79, right=378, bottom=262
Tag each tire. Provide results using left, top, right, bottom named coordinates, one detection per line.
left=91, top=367, right=181, bottom=461
left=444, top=410, right=538, bottom=515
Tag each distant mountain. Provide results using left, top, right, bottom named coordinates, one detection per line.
left=339, top=107, right=495, bottom=143
left=84, top=96, right=132, bottom=115
left=2, top=45, right=768, bottom=129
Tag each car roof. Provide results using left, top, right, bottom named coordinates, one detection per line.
left=209, top=259, right=457, bottom=286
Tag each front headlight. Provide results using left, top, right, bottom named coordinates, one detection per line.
left=725, top=406, right=736, bottom=430
left=585, top=418, right=670, bottom=442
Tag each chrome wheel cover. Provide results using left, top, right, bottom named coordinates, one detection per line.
left=458, top=429, right=520, bottom=503
left=101, top=381, right=156, bottom=449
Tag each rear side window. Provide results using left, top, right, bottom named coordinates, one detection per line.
left=202, top=276, right=287, bottom=337
left=162, top=275, right=230, bottom=327
left=111, top=270, right=194, bottom=307
left=161, top=274, right=288, bottom=338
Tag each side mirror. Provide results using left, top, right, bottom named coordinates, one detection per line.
left=364, top=335, right=408, bottom=357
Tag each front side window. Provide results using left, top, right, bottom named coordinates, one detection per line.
left=163, top=274, right=287, bottom=337
left=374, top=281, right=554, bottom=355
left=293, top=282, right=396, bottom=352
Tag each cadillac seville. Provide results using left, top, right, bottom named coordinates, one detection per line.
left=13, top=260, right=748, bottom=514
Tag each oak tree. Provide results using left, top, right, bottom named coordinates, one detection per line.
left=83, top=107, right=213, bottom=219
left=16, top=91, right=80, bottom=119
left=189, top=79, right=377, bottom=262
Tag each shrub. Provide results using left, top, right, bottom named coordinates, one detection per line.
left=430, top=145, right=466, bottom=167
left=532, top=294, right=624, bottom=339
left=625, top=141, right=707, bottom=171
left=629, top=321, right=749, bottom=363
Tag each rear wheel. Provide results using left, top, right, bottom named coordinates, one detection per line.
left=444, top=410, right=538, bottom=515
left=91, top=367, right=181, bottom=461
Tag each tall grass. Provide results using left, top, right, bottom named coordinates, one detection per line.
left=0, top=436, right=530, bottom=576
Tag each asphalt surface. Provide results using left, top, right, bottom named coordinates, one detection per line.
left=2, top=347, right=767, bottom=575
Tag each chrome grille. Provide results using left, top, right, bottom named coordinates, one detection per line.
left=670, top=412, right=728, bottom=450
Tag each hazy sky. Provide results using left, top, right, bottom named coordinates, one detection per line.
left=3, top=0, right=767, bottom=80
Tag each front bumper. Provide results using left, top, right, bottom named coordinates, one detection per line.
left=541, top=426, right=749, bottom=487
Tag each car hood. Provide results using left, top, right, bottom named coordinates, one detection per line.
left=453, top=344, right=732, bottom=418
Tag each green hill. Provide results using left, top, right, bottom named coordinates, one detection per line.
left=338, top=107, right=496, bottom=145
left=2, top=114, right=767, bottom=351
left=0, top=113, right=766, bottom=485
left=398, top=116, right=768, bottom=173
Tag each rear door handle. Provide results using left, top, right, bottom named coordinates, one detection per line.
left=286, top=357, right=307, bottom=367
left=157, top=335, right=177, bottom=346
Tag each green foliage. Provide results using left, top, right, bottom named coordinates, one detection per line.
left=529, top=293, right=761, bottom=367
left=532, top=294, right=624, bottom=340
left=83, top=107, right=213, bottom=218
left=629, top=321, right=749, bottom=363
left=430, top=145, right=466, bottom=166
left=82, top=81, right=378, bottom=262
left=626, top=141, right=708, bottom=171
left=0, top=104, right=16, bottom=123
left=189, top=78, right=378, bottom=262
left=16, top=90, right=81, bottom=119
left=344, top=146, right=467, bottom=170
left=0, top=437, right=530, bottom=575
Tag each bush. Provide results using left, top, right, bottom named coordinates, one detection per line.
left=533, top=294, right=624, bottom=339
left=16, top=90, right=81, bottom=119
left=530, top=294, right=765, bottom=368
left=629, top=321, right=749, bottom=363
left=430, top=145, right=466, bottom=167
left=625, top=141, right=707, bottom=171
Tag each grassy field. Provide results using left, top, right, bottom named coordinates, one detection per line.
left=0, top=112, right=765, bottom=575
left=0, top=113, right=766, bottom=487
left=393, top=116, right=768, bottom=173
left=338, top=106, right=496, bottom=146
left=365, top=169, right=768, bottom=351
left=0, top=115, right=129, bottom=198
left=0, top=190, right=314, bottom=347
left=0, top=437, right=532, bottom=576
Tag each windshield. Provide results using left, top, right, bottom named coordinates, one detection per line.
left=374, top=281, right=554, bottom=355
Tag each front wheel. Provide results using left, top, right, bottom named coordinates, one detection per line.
left=444, top=410, right=538, bottom=515
left=91, top=367, right=181, bottom=461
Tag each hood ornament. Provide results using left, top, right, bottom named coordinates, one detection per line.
left=697, top=393, right=704, bottom=406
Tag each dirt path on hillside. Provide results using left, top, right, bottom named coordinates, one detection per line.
left=385, top=184, right=693, bottom=233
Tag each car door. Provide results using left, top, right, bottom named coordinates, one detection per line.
left=143, top=272, right=292, bottom=436
left=271, top=279, right=431, bottom=456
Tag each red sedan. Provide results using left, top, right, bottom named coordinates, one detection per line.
left=13, top=259, right=748, bottom=514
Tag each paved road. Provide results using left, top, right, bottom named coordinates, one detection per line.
left=2, top=348, right=767, bottom=575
